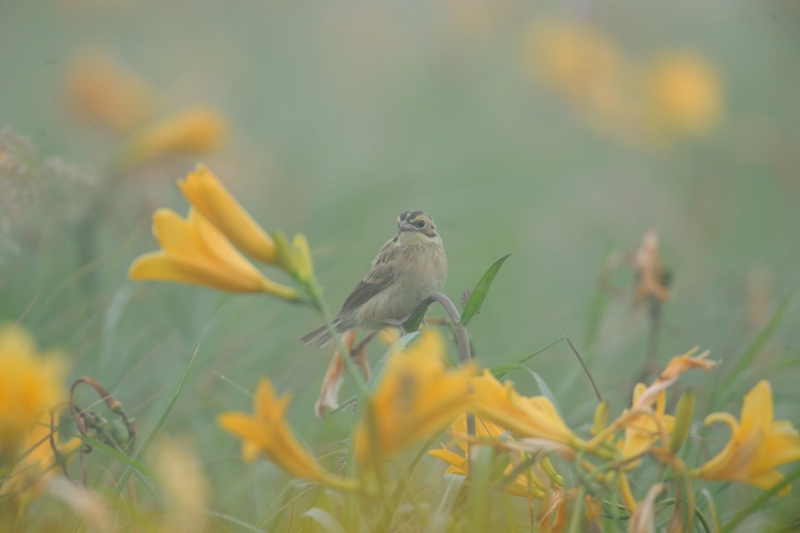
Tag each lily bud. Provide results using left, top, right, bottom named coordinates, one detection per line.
left=669, top=388, right=695, bottom=454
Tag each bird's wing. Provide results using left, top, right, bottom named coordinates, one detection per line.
left=338, top=239, right=400, bottom=315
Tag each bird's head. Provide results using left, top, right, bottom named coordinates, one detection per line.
left=396, top=211, right=440, bottom=244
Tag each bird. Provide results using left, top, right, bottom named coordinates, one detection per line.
left=300, top=210, right=447, bottom=347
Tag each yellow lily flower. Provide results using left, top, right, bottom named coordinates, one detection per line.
left=0, top=325, right=67, bottom=459
left=356, top=330, right=474, bottom=461
left=129, top=207, right=298, bottom=299
left=429, top=414, right=549, bottom=499
left=218, top=379, right=356, bottom=490
left=177, top=164, right=277, bottom=265
left=619, top=383, right=675, bottom=469
left=469, top=370, right=583, bottom=449
left=697, top=380, right=800, bottom=493
left=125, top=106, right=227, bottom=165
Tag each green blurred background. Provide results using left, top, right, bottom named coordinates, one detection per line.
left=1, top=0, right=799, bottom=522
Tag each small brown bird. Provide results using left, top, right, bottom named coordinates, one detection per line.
left=300, top=211, right=447, bottom=346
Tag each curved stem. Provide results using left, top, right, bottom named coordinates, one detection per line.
left=402, top=292, right=471, bottom=365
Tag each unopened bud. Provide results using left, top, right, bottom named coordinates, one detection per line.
left=669, top=388, right=695, bottom=454
left=539, top=456, right=564, bottom=486
left=109, top=419, right=130, bottom=445
left=592, top=400, right=609, bottom=436
left=109, top=399, right=124, bottom=415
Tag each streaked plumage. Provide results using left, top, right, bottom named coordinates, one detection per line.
left=300, top=211, right=447, bottom=346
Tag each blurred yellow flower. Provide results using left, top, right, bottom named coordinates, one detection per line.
left=217, top=379, right=356, bottom=490
left=356, top=330, right=474, bottom=461
left=126, top=106, right=228, bottom=165
left=647, top=52, right=723, bottom=137
left=429, top=414, right=548, bottom=499
left=523, top=21, right=634, bottom=133
left=153, top=437, right=209, bottom=533
left=0, top=325, right=67, bottom=459
left=0, top=411, right=80, bottom=503
left=697, top=380, right=800, bottom=494
left=177, top=164, right=277, bottom=265
left=129, top=207, right=298, bottom=299
left=469, top=370, right=583, bottom=449
left=66, top=49, right=154, bottom=133
left=619, top=383, right=675, bottom=469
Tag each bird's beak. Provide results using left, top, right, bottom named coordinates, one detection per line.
left=399, top=221, right=415, bottom=232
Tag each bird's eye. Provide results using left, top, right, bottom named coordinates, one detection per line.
left=415, top=220, right=427, bottom=229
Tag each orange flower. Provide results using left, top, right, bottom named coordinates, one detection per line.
left=65, top=49, right=154, bottom=133
left=125, top=107, right=227, bottom=165
left=696, top=380, right=800, bottom=494
left=0, top=325, right=67, bottom=459
left=356, top=330, right=474, bottom=461
left=129, top=207, right=297, bottom=298
left=469, top=370, right=582, bottom=448
left=177, top=165, right=277, bottom=265
left=218, top=379, right=356, bottom=490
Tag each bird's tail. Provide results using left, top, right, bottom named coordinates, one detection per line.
left=299, top=322, right=339, bottom=347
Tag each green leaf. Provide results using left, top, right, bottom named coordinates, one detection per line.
left=468, top=445, right=494, bottom=531
left=301, top=508, right=348, bottom=533
left=403, top=302, right=431, bottom=333
left=723, top=290, right=794, bottom=390
left=459, top=254, right=511, bottom=327
left=524, top=369, right=564, bottom=420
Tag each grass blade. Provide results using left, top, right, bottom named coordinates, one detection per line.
left=374, top=429, right=446, bottom=533
left=111, top=341, right=201, bottom=497
left=459, top=254, right=511, bottom=327
left=492, top=336, right=566, bottom=380
left=720, top=463, right=800, bottom=533
left=302, top=508, right=348, bottom=533
left=208, top=510, right=268, bottom=533
left=722, top=290, right=793, bottom=389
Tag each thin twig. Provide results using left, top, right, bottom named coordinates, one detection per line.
left=565, top=337, right=603, bottom=403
